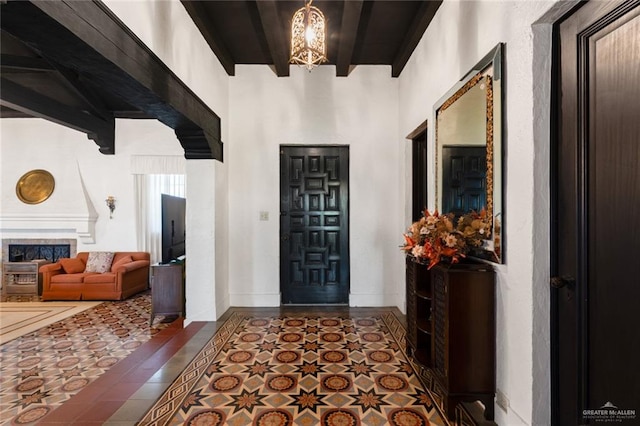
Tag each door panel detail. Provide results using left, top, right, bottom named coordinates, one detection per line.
left=280, top=146, right=349, bottom=304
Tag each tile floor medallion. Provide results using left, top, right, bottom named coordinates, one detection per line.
left=139, top=311, right=449, bottom=426
left=0, top=292, right=169, bottom=425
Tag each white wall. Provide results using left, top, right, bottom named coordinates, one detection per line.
left=228, top=65, right=402, bottom=308
left=399, top=1, right=557, bottom=425
left=103, top=0, right=231, bottom=320
left=0, top=119, right=182, bottom=250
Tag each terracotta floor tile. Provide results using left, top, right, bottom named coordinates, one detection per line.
left=73, top=400, right=126, bottom=422
left=35, top=404, right=83, bottom=423
left=98, top=382, right=147, bottom=401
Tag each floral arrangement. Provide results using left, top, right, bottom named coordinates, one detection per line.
left=401, top=209, right=491, bottom=269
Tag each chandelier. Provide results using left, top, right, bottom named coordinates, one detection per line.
left=290, top=0, right=327, bottom=71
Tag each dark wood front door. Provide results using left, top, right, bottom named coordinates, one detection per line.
left=553, top=2, right=640, bottom=425
left=280, top=146, right=349, bottom=304
left=442, top=146, right=486, bottom=216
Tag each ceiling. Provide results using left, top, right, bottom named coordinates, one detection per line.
left=0, top=1, right=443, bottom=159
left=181, top=0, right=442, bottom=77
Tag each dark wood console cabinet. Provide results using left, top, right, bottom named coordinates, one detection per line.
left=431, top=263, right=495, bottom=420
left=405, top=257, right=433, bottom=367
left=406, top=259, right=495, bottom=421
left=150, top=263, right=185, bottom=324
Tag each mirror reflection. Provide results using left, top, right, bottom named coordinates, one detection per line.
left=437, top=76, right=488, bottom=216
left=434, top=44, right=503, bottom=263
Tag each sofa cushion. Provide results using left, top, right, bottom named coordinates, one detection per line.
left=84, top=273, right=116, bottom=284
left=51, top=273, right=95, bottom=284
left=59, top=258, right=85, bottom=274
left=85, top=252, right=115, bottom=273
left=111, top=255, right=133, bottom=272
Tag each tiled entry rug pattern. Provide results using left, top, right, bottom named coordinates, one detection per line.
left=140, top=311, right=448, bottom=425
left=0, top=292, right=168, bottom=425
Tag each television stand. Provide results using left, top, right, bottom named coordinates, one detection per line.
left=150, top=262, right=185, bottom=325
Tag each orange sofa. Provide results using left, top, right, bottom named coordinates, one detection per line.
left=40, top=252, right=150, bottom=301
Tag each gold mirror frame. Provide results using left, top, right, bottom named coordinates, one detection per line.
left=15, top=169, right=56, bottom=205
left=434, top=43, right=503, bottom=263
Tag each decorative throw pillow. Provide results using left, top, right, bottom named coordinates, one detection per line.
left=111, top=255, right=133, bottom=272
left=59, top=258, right=86, bottom=274
left=84, top=252, right=115, bottom=273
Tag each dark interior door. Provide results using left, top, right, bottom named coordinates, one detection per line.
left=280, top=146, right=349, bottom=304
left=442, top=146, right=486, bottom=216
left=412, top=130, right=428, bottom=221
left=553, top=2, right=640, bottom=424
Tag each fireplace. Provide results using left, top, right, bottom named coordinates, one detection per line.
left=2, top=239, right=77, bottom=263
left=8, top=244, right=70, bottom=262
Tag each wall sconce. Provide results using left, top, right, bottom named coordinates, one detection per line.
left=105, top=195, right=116, bottom=219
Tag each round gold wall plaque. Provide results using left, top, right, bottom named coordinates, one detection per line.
left=16, top=169, right=55, bottom=204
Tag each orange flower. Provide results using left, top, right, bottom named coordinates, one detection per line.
left=402, top=209, right=483, bottom=268
left=401, top=234, right=416, bottom=252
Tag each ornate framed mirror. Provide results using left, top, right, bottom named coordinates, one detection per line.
left=434, top=43, right=504, bottom=263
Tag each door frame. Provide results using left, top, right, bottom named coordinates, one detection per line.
left=407, top=121, right=428, bottom=222
left=550, top=1, right=639, bottom=424
left=279, top=144, right=350, bottom=305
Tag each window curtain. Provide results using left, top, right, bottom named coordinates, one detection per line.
left=132, top=156, right=186, bottom=264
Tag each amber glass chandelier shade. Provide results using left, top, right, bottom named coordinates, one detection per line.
left=290, top=0, right=327, bottom=70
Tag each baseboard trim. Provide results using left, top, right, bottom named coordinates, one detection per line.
left=216, top=294, right=230, bottom=320
left=229, top=293, right=280, bottom=307
left=349, top=293, right=398, bottom=307
left=228, top=293, right=398, bottom=308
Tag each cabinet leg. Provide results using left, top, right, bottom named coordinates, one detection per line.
left=444, top=395, right=494, bottom=422
left=478, top=395, right=494, bottom=420
left=444, top=395, right=461, bottom=421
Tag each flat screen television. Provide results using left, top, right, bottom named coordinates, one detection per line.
left=161, top=194, right=186, bottom=264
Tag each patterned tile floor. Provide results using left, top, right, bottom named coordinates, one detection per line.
left=1, top=301, right=453, bottom=425
left=138, top=310, right=449, bottom=426
left=0, top=292, right=170, bottom=425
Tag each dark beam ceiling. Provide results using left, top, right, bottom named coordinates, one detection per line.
left=0, top=0, right=443, bottom=159
left=1, top=0, right=223, bottom=160
left=181, top=0, right=442, bottom=78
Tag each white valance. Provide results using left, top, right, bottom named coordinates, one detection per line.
left=130, top=155, right=186, bottom=175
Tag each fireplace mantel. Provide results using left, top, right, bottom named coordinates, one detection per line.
left=0, top=212, right=97, bottom=244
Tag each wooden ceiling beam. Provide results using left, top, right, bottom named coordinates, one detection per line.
left=34, top=0, right=222, bottom=158
left=336, top=0, right=363, bottom=77
left=0, top=77, right=115, bottom=154
left=175, top=127, right=223, bottom=160
left=181, top=0, right=235, bottom=76
left=0, top=54, right=54, bottom=71
left=52, top=64, right=113, bottom=122
left=391, top=0, right=442, bottom=78
left=1, top=0, right=223, bottom=160
left=254, top=0, right=290, bottom=77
